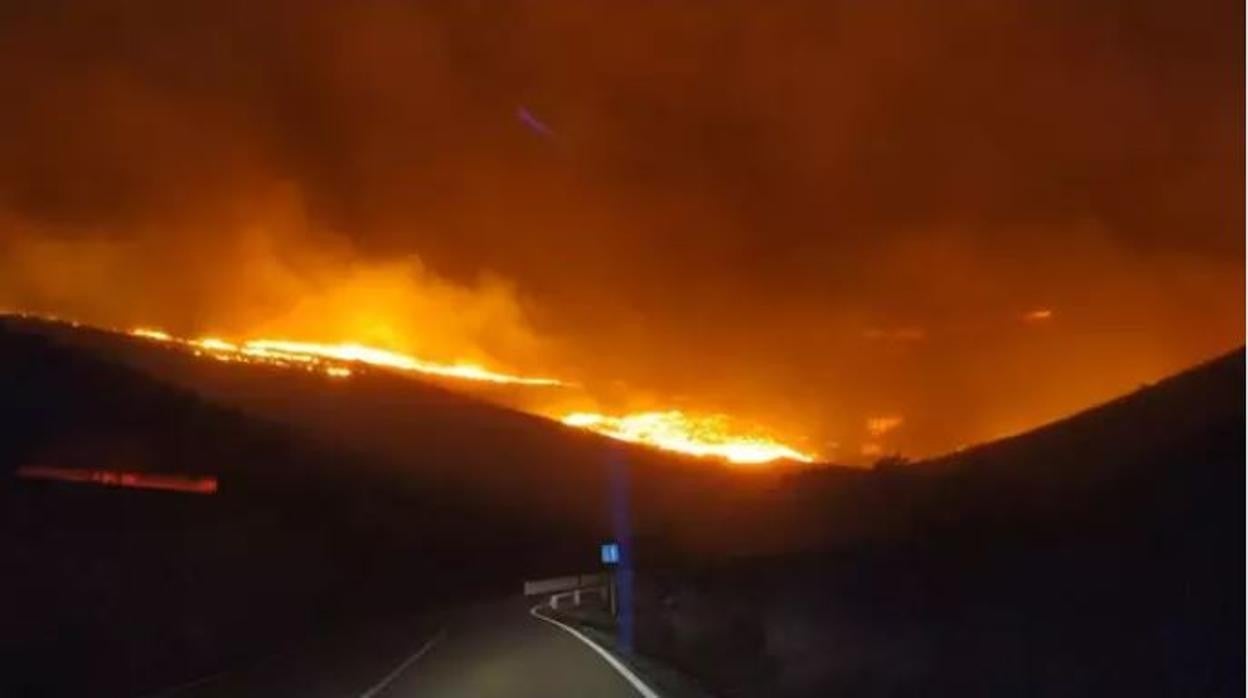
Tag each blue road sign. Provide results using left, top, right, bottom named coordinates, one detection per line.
left=601, top=542, right=620, bottom=565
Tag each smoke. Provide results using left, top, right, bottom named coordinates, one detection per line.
left=0, top=0, right=1241, bottom=459
left=0, top=214, right=551, bottom=375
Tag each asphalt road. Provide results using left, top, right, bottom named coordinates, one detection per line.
left=377, top=599, right=647, bottom=697
left=161, top=597, right=650, bottom=698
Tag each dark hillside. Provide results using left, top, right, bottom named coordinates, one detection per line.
left=3, top=316, right=1240, bottom=697
left=0, top=320, right=798, bottom=696
left=11, top=316, right=810, bottom=557
left=0, top=327, right=581, bottom=696
left=592, top=350, right=1245, bottom=697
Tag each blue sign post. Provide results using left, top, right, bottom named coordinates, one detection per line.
left=601, top=540, right=621, bottom=620
left=606, top=448, right=635, bottom=652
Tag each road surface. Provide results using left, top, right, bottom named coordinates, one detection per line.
left=161, top=597, right=652, bottom=698
left=375, top=600, right=649, bottom=697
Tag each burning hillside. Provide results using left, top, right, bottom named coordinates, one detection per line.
left=563, top=411, right=813, bottom=464
left=129, top=327, right=564, bottom=386
left=110, top=318, right=812, bottom=465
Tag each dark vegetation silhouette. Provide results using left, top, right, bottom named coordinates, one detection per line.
left=578, top=348, right=1245, bottom=697
left=1, top=316, right=1242, bottom=696
left=0, top=318, right=802, bottom=696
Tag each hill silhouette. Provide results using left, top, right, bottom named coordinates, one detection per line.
left=1, top=316, right=1241, bottom=696
left=13, top=316, right=818, bottom=555
left=0, top=317, right=809, bottom=696
left=606, top=349, right=1245, bottom=696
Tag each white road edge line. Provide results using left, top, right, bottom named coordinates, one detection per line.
left=358, top=629, right=446, bottom=698
left=529, top=604, right=661, bottom=698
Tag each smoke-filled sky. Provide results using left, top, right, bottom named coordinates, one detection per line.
left=1, top=0, right=1242, bottom=461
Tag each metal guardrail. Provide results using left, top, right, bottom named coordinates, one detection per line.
left=523, top=576, right=580, bottom=596
left=548, top=585, right=608, bottom=610
left=524, top=572, right=616, bottom=619
left=523, top=573, right=609, bottom=597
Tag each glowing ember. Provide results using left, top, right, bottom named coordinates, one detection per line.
left=129, top=327, right=564, bottom=385
left=866, top=415, right=904, bottom=437
left=561, top=410, right=813, bottom=464
left=1024, top=308, right=1054, bottom=322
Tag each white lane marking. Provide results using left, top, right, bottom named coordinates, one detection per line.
left=529, top=604, right=661, bottom=698
left=358, top=630, right=446, bottom=698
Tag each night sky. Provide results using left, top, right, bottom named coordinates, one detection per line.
left=1, top=0, right=1242, bottom=459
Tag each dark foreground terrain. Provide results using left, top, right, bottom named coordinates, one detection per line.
left=1, top=317, right=1242, bottom=696
left=0, top=326, right=577, bottom=696
left=0, top=318, right=791, bottom=696
left=563, top=350, right=1245, bottom=696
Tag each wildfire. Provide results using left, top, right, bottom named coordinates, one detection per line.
left=2, top=311, right=819, bottom=467
left=561, top=410, right=814, bottom=465
left=131, top=328, right=173, bottom=341
left=241, top=339, right=563, bottom=386
left=129, top=327, right=563, bottom=385
left=125, top=322, right=812, bottom=465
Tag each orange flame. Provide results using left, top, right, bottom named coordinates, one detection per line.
left=128, top=322, right=811, bottom=465
left=241, top=339, right=564, bottom=386
left=561, top=410, right=813, bottom=465
left=130, top=327, right=564, bottom=385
